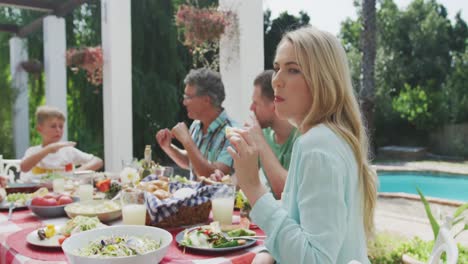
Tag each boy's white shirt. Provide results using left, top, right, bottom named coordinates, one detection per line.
left=22, top=145, right=94, bottom=179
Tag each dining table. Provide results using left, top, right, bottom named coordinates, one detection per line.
left=0, top=207, right=266, bottom=264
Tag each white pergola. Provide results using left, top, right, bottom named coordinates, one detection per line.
left=3, top=0, right=264, bottom=173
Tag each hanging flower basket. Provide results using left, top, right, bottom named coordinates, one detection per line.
left=20, top=59, right=43, bottom=74
left=175, top=4, right=233, bottom=46
left=66, top=46, right=103, bottom=86
left=175, top=4, right=236, bottom=70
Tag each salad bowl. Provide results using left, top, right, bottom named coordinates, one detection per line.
left=61, top=225, right=172, bottom=264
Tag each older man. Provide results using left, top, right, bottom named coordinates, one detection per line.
left=156, top=68, right=237, bottom=179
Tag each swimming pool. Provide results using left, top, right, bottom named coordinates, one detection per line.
left=378, top=171, right=468, bottom=202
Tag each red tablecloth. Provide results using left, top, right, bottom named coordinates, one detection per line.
left=0, top=209, right=265, bottom=264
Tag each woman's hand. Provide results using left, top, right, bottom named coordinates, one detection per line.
left=227, top=128, right=267, bottom=206
left=252, top=251, right=276, bottom=264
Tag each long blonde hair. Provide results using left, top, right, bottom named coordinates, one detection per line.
left=280, top=26, right=378, bottom=240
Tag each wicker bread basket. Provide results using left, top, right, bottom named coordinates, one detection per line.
left=145, top=200, right=211, bottom=228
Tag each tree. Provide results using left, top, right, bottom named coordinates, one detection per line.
left=360, top=0, right=377, bottom=152
left=340, top=0, right=468, bottom=150
left=263, top=11, right=310, bottom=68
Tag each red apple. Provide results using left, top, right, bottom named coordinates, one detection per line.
left=43, top=198, right=58, bottom=206
left=57, top=196, right=73, bottom=205
left=43, top=194, right=57, bottom=200
left=31, top=197, right=46, bottom=206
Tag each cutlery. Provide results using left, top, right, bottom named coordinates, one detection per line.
left=7, top=202, right=15, bottom=220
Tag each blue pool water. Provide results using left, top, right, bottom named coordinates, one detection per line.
left=378, top=172, right=468, bottom=202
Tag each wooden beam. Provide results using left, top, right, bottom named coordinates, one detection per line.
left=0, top=0, right=56, bottom=12
left=15, top=0, right=93, bottom=38
left=0, top=23, right=19, bottom=34
left=17, top=16, right=43, bottom=38
left=54, top=0, right=92, bottom=17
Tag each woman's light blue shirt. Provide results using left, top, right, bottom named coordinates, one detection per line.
left=250, top=124, right=370, bottom=264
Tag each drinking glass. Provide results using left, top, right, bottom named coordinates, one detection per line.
left=162, top=166, right=174, bottom=178
left=52, top=178, right=65, bottom=193
left=121, top=188, right=147, bottom=225
left=75, top=171, right=94, bottom=202
left=211, top=184, right=236, bottom=226
left=121, top=158, right=139, bottom=170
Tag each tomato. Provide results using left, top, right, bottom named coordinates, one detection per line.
left=96, top=179, right=111, bottom=192
left=58, top=236, right=67, bottom=245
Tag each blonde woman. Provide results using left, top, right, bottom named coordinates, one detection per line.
left=227, top=26, right=378, bottom=263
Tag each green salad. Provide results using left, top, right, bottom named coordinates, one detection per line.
left=6, top=192, right=30, bottom=205
left=60, top=216, right=101, bottom=236
left=76, top=235, right=161, bottom=257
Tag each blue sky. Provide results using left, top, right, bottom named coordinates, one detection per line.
left=263, top=0, right=468, bottom=35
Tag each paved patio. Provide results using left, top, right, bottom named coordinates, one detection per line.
left=375, top=197, right=468, bottom=246
left=374, top=159, right=468, bottom=246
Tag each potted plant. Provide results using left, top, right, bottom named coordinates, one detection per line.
left=175, top=3, right=235, bottom=70
left=20, top=59, right=43, bottom=74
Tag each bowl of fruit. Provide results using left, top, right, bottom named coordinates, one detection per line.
left=27, top=193, right=78, bottom=218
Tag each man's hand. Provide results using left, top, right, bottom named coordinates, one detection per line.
left=209, top=169, right=225, bottom=182
left=46, top=141, right=76, bottom=154
left=156, top=129, right=173, bottom=150
left=171, top=122, right=191, bottom=146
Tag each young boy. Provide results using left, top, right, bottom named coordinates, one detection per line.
left=20, top=105, right=103, bottom=177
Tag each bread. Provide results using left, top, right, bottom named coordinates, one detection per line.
left=153, top=189, right=171, bottom=200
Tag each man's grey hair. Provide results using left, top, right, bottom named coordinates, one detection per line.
left=184, top=68, right=225, bottom=108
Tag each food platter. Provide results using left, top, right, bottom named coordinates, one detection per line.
left=25, top=226, right=64, bottom=248
left=175, top=227, right=257, bottom=253
left=0, top=200, right=28, bottom=210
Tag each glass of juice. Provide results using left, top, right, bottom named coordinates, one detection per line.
left=76, top=171, right=94, bottom=202
left=121, top=188, right=147, bottom=225
left=52, top=178, right=65, bottom=193
left=211, top=184, right=236, bottom=226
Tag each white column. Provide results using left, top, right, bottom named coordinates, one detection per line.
left=9, top=37, right=30, bottom=158
left=219, top=0, right=264, bottom=124
left=43, top=15, right=68, bottom=140
left=101, top=0, right=133, bottom=172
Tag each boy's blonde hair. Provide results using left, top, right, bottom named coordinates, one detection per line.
left=35, top=105, right=65, bottom=125
left=279, top=26, right=378, bottom=240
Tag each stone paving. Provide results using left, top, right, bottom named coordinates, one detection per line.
left=374, top=159, right=468, bottom=246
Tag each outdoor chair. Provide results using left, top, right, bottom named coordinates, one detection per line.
left=427, top=218, right=458, bottom=264
left=0, top=155, right=21, bottom=183
left=402, top=217, right=458, bottom=264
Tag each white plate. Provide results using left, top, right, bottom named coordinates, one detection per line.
left=26, top=226, right=64, bottom=248
left=26, top=223, right=107, bottom=248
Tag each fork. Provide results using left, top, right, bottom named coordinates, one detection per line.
left=7, top=202, right=15, bottom=220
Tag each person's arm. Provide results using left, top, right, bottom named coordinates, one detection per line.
left=250, top=151, right=348, bottom=263
left=20, top=142, right=76, bottom=172
left=172, top=122, right=231, bottom=178
left=256, top=135, right=287, bottom=199
left=162, top=144, right=190, bottom=169
left=156, top=128, right=190, bottom=169
left=76, top=156, right=103, bottom=171
left=182, top=138, right=231, bottom=177
left=246, top=117, right=287, bottom=198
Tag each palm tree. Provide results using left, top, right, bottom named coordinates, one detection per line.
left=360, top=0, right=376, bottom=153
